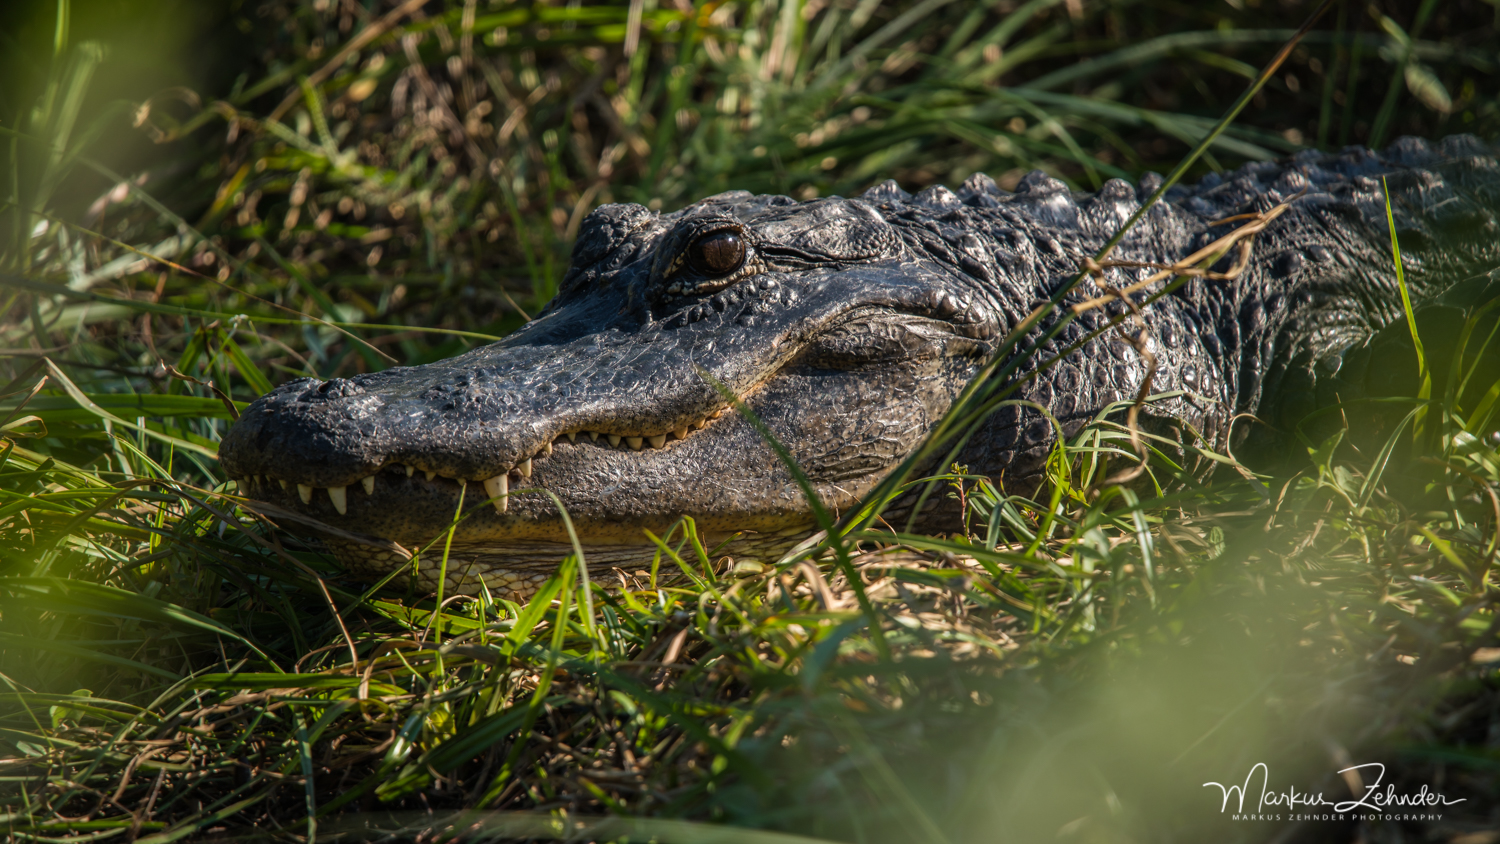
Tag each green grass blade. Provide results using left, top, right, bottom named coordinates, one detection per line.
left=0, top=577, right=259, bottom=651
left=40, top=359, right=219, bottom=458
left=1381, top=175, right=1432, bottom=440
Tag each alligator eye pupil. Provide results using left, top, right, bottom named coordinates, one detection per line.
left=689, top=231, right=745, bottom=276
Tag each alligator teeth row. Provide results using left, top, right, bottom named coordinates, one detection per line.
left=557, top=410, right=721, bottom=452
left=236, top=408, right=735, bottom=517
left=470, top=417, right=710, bottom=516
left=230, top=476, right=365, bottom=516
left=237, top=471, right=408, bottom=516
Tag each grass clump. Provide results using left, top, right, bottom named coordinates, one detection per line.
left=4, top=375, right=1498, bottom=841
left=3, top=0, right=1500, bottom=842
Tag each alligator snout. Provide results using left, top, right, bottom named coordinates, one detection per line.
left=221, top=334, right=742, bottom=506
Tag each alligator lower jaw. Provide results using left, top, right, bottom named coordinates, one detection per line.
left=322, top=524, right=819, bottom=600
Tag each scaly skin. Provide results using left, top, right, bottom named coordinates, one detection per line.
left=220, top=135, right=1500, bottom=597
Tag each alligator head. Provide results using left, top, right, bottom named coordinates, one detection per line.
left=220, top=189, right=1004, bottom=596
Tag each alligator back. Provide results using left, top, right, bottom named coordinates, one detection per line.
left=856, top=135, right=1500, bottom=487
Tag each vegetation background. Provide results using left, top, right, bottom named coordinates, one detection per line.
left=2, top=0, right=1499, bottom=841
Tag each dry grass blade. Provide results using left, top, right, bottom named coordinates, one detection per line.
left=1071, top=199, right=1296, bottom=315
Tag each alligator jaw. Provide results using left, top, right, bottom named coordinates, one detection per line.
left=229, top=386, right=834, bottom=601
left=221, top=315, right=963, bottom=588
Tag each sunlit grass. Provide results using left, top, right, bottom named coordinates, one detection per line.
left=2, top=0, right=1500, bottom=841
left=3, top=356, right=1497, bottom=840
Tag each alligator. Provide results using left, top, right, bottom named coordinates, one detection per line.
left=220, top=135, right=1500, bottom=598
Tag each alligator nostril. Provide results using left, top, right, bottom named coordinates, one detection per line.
left=314, top=378, right=365, bottom=399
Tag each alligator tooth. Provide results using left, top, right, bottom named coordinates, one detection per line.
left=361, top=476, right=375, bottom=495
left=692, top=418, right=707, bottom=429
left=405, top=464, right=415, bottom=477
left=566, top=432, right=577, bottom=442
left=518, top=458, right=533, bottom=479
left=483, top=474, right=508, bottom=513
left=674, top=427, right=688, bottom=440
left=297, top=484, right=313, bottom=504
left=649, top=434, right=666, bottom=448
left=328, top=486, right=348, bottom=515
left=279, top=479, right=288, bottom=490
left=607, top=434, right=621, bottom=447
left=589, top=431, right=600, bottom=442
left=425, top=470, right=436, bottom=481
left=626, top=436, right=643, bottom=450
left=541, top=441, right=553, bottom=456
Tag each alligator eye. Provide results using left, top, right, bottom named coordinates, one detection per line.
left=687, top=230, right=745, bottom=276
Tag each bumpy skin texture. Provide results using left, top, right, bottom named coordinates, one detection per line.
left=220, top=135, right=1500, bottom=597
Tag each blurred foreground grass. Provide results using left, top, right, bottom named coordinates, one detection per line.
left=3, top=0, right=1500, bottom=841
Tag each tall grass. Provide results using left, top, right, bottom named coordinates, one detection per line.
left=2, top=0, right=1500, bottom=841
